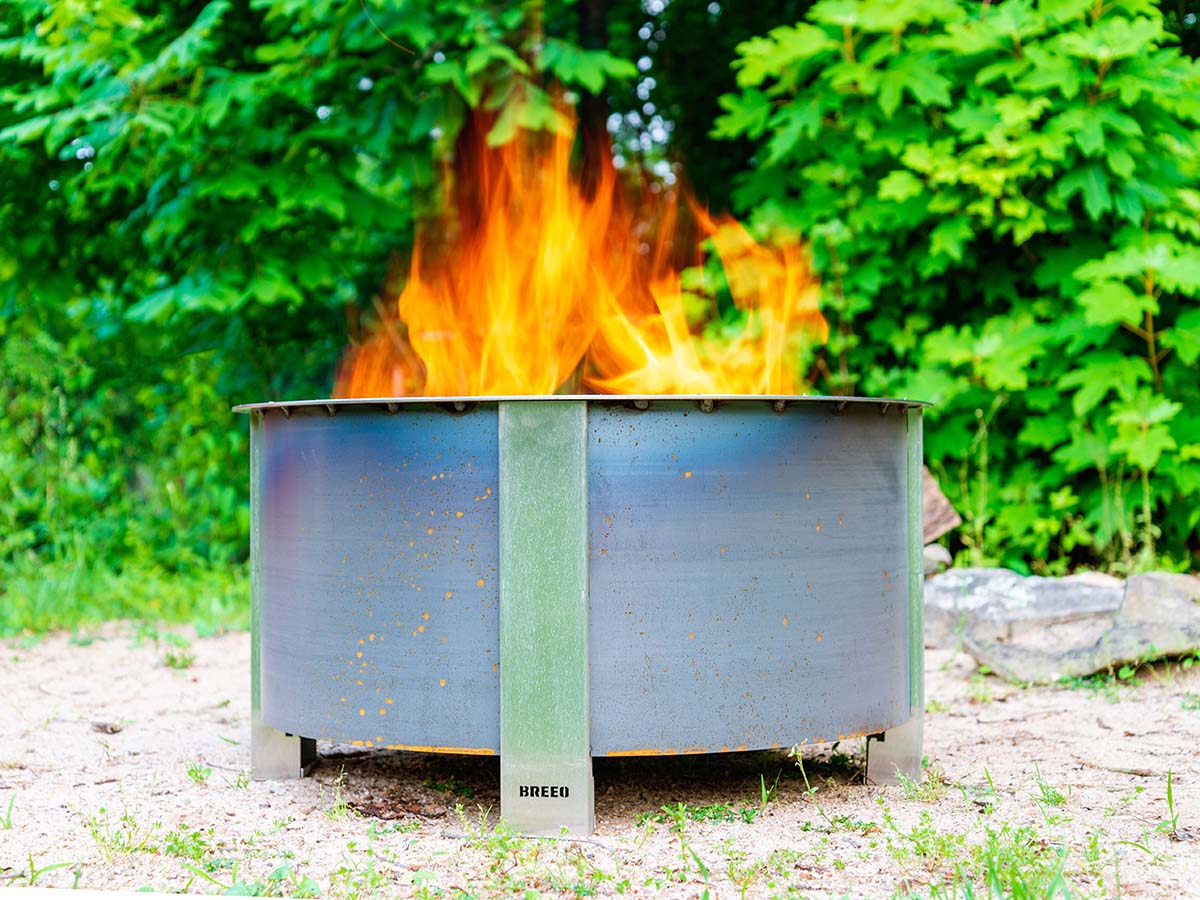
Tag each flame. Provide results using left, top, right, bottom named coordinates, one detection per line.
left=335, top=116, right=827, bottom=398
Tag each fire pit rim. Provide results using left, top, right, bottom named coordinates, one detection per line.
left=232, top=393, right=929, bottom=414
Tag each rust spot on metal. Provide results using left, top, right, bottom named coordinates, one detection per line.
left=359, top=708, right=366, bottom=716
left=379, top=708, right=387, bottom=715
left=382, top=744, right=495, bottom=755
left=445, top=591, right=453, bottom=599
left=422, top=612, right=430, bottom=619
left=477, top=578, right=486, bottom=587
left=816, top=632, right=823, bottom=642
left=606, top=748, right=670, bottom=757
left=684, top=471, right=692, bottom=479
left=838, top=513, right=844, bottom=527
left=439, top=678, right=447, bottom=687
left=385, top=698, right=394, bottom=705
left=355, top=651, right=363, bottom=659
left=368, top=633, right=376, bottom=641
left=456, top=511, right=464, bottom=518
left=688, top=632, right=695, bottom=640
left=814, top=523, right=821, bottom=532
left=782, top=615, right=789, bottom=626
left=418, top=625, right=425, bottom=633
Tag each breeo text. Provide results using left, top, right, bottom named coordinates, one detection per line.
left=518, top=785, right=570, bottom=798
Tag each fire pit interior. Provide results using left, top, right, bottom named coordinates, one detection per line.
left=237, top=394, right=925, bottom=835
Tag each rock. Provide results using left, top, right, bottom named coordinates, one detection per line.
left=924, top=567, right=1123, bottom=652
left=922, top=468, right=961, bottom=543
left=924, top=567, right=1200, bottom=683
left=923, top=544, right=952, bottom=578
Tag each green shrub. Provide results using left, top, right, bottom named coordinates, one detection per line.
left=715, top=0, right=1200, bottom=572
left=0, top=0, right=635, bottom=634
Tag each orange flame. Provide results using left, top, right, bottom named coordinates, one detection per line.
left=335, top=117, right=826, bottom=398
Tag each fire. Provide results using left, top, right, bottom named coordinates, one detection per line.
left=335, top=116, right=827, bottom=398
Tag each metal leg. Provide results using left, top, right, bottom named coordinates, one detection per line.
left=870, top=407, right=925, bottom=786
left=866, top=715, right=922, bottom=784
left=249, top=409, right=317, bottom=781
left=252, top=722, right=317, bottom=780
left=498, top=401, right=594, bottom=835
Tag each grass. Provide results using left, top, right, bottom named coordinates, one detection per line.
left=37, top=759, right=1175, bottom=899
left=163, top=647, right=196, bottom=670
left=898, top=762, right=950, bottom=802
left=322, top=770, right=355, bottom=821
left=424, top=776, right=476, bottom=799
left=6, top=854, right=79, bottom=887
left=1033, top=766, right=1067, bottom=807
left=0, top=557, right=248, bottom=637
left=1, top=793, right=13, bottom=829
left=163, top=824, right=214, bottom=861
left=636, top=798, right=763, bottom=829
left=185, top=761, right=212, bottom=785
left=82, top=806, right=160, bottom=859
left=1157, top=770, right=1180, bottom=840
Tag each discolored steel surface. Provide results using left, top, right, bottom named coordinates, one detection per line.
left=587, top=402, right=911, bottom=754
left=248, top=397, right=918, bottom=756
left=253, top=407, right=502, bottom=752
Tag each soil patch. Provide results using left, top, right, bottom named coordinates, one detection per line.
left=1, top=627, right=1197, bottom=897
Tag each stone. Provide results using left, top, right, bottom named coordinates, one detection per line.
left=923, top=567, right=1200, bottom=683
left=922, top=468, right=961, bottom=544
left=923, top=543, right=952, bottom=578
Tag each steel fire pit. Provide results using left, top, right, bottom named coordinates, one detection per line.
left=235, top=395, right=926, bottom=835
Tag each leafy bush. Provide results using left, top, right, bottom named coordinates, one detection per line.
left=0, top=0, right=634, bottom=634
left=715, top=0, right=1200, bottom=572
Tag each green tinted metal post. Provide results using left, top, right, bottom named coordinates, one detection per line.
left=867, top=407, right=924, bottom=784
left=498, top=401, right=593, bottom=834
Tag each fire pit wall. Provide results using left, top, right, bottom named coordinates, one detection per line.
left=240, top=397, right=925, bottom=835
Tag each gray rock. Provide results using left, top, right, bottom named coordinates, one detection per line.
left=924, top=567, right=1123, bottom=650
left=924, top=567, right=1200, bottom=683
left=923, top=544, right=952, bottom=578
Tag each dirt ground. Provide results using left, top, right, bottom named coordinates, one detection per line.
left=1, top=626, right=1197, bottom=899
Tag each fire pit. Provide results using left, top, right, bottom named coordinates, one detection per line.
left=236, top=393, right=925, bottom=835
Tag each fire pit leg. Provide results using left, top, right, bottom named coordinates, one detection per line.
left=498, top=400, right=594, bottom=835
left=251, top=614, right=316, bottom=778
left=867, top=407, right=925, bottom=785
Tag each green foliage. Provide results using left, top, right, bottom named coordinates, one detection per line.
left=0, top=0, right=635, bottom=634
left=716, top=0, right=1200, bottom=571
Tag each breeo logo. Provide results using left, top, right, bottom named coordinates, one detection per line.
left=518, top=785, right=570, bottom=799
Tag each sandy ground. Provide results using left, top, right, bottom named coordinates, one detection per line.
left=1, top=626, right=1197, bottom=899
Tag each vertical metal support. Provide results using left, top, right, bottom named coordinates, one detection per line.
left=498, top=401, right=594, bottom=835
left=250, top=411, right=317, bottom=780
left=867, top=407, right=924, bottom=784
